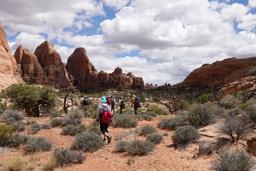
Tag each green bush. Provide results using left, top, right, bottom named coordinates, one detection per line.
left=50, top=118, right=63, bottom=127
left=0, top=124, right=14, bottom=146
left=213, top=150, right=253, bottom=171
left=188, top=104, right=215, bottom=128
left=113, top=115, right=137, bottom=128
left=62, top=109, right=83, bottom=126
left=88, top=126, right=101, bottom=135
left=146, top=133, right=163, bottom=144
left=247, top=104, right=256, bottom=123
left=126, top=140, right=154, bottom=156
left=62, top=124, right=86, bottom=136
left=3, top=110, right=24, bottom=124
left=41, top=124, right=52, bottom=130
left=198, top=93, right=212, bottom=104
left=158, top=118, right=178, bottom=130
left=30, top=122, right=41, bottom=134
left=24, top=137, right=52, bottom=154
left=198, top=141, right=215, bottom=156
left=147, top=105, right=168, bottom=115
left=71, top=132, right=103, bottom=152
left=138, top=125, right=156, bottom=136
left=4, top=84, right=56, bottom=117
left=6, top=134, right=29, bottom=147
left=219, top=95, right=239, bottom=109
left=53, top=148, right=84, bottom=167
left=220, top=115, right=249, bottom=142
left=172, top=125, right=199, bottom=147
left=115, top=140, right=130, bottom=153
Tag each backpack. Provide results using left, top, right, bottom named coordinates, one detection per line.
left=101, top=110, right=113, bottom=124
left=82, top=97, right=89, bottom=106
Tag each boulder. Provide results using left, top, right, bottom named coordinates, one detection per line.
left=34, top=41, right=70, bottom=88
left=14, top=45, right=47, bottom=84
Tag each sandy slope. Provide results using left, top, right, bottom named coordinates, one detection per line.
left=0, top=116, right=215, bottom=171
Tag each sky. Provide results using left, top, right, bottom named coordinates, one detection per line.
left=1, top=0, right=256, bottom=85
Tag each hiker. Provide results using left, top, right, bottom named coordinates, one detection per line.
left=82, top=96, right=89, bottom=108
left=133, top=96, right=141, bottom=115
left=119, top=97, right=125, bottom=114
left=111, top=96, right=116, bottom=114
left=106, top=95, right=112, bottom=109
left=98, top=96, right=112, bottom=144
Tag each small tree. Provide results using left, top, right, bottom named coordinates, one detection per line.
left=4, top=84, right=56, bottom=117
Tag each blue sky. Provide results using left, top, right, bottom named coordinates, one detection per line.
left=1, top=0, right=256, bottom=84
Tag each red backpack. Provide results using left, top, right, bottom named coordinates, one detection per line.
left=101, top=110, right=113, bottom=124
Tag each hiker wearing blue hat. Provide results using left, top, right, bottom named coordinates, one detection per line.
left=98, top=96, right=112, bottom=144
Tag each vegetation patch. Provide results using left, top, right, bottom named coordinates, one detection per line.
left=172, top=125, right=199, bottom=147
left=71, top=132, right=103, bottom=152
left=146, top=133, right=163, bottom=144
left=62, top=124, right=86, bottom=136
left=138, top=125, right=156, bottom=136
left=113, top=115, right=137, bottom=128
left=54, top=148, right=85, bottom=167
left=24, top=137, right=52, bottom=154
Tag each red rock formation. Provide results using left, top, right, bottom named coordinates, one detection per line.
left=14, top=45, right=47, bottom=84
left=66, top=48, right=144, bottom=90
left=0, top=23, right=22, bottom=90
left=218, top=76, right=256, bottom=98
left=181, top=57, right=256, bottom=88
left=34, top=41, right=70, bottom=88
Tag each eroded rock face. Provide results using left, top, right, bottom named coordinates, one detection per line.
left=218, top=76, right=256, bottom=98
left=14, top=45, right=48, bottom=84
left=247, top=137, right=256, bottom=156
left=34, top=41, right=70, bottom=88
left=66, top=48, right=144, bottom=90
left=0, top=23, right=22, bottom=90
left=181, top=57, right=256, bottom=88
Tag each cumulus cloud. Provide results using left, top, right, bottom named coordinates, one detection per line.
left=2, top=0, right=256, bottom=85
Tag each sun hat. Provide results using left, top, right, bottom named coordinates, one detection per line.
left=101, top=96, right=107, bottom=103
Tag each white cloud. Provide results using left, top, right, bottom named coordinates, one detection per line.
left=102, top=0, right=130, bottom=10
left=2, top=0, right=256, bottom=85
left=249, top=0, right=256, bottom=8
left=10, top=32, right=45, bottom=53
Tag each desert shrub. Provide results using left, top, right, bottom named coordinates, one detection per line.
left=137, top=114, right=153, bottom=121
left=172, top=125, right=199, bottom=147
left=41, top=124, right=52, bottom=129
left=4, top=84, right=56, bottom=117
left=250, top=67, right=256, bottom=76
left=11, top=121, right=26, bottom=132
left=115, top=140, right=130, bottom=153
left=126, top=140, right=154, bottom=156
left=42, top=160, right=56, bottom=171
left=147, top=105, right=168, bottom=115
left=138, top=125, right=156, bottom=136
left=71, top=132, right=103, bottom=152
left=3, top=110, right=24, bottom=124
left=53, top=148, right=84, bottom=167
left=0, top=124, right=14, bottom=146
left=152, top=95, right=161, bottom=102
left=62, top=109, right=83, bottom=126
left=62, top=124, right=86, bottom=136
left=146, top=133, right=163, bottom=144
left=247, top=104, right=256, bottom=123
left=88, top=126, right=101, bottom=135
left=24, top=137, right=52, bottom=154
left=50, top=118, right=63, bottom=127
left=198, top=141, right=215, bottom=156
left=30, top=122, right=41, bottom=134
left=188, top=104, right=216, bottom=128
left=213, top=150, right=253, bottom=171
left=113, top=115, right=137, bottom=128
left=0, top=103, right=6, bottom=114
left=220, top=114, right=249, bottom=142
left=158, top=118, right=177, bottom=130
left=219, top=95, right=239, bottom=109
left=7, top=134, right=29, bottom=147
left=198, top=93, right=212, bottom=104
left=49, top=110, right=61, bottom=118
left=3, top=157, right=27, bottom=171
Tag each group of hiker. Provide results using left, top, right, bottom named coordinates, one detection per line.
left=82, top=94, right=141, bottom=145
